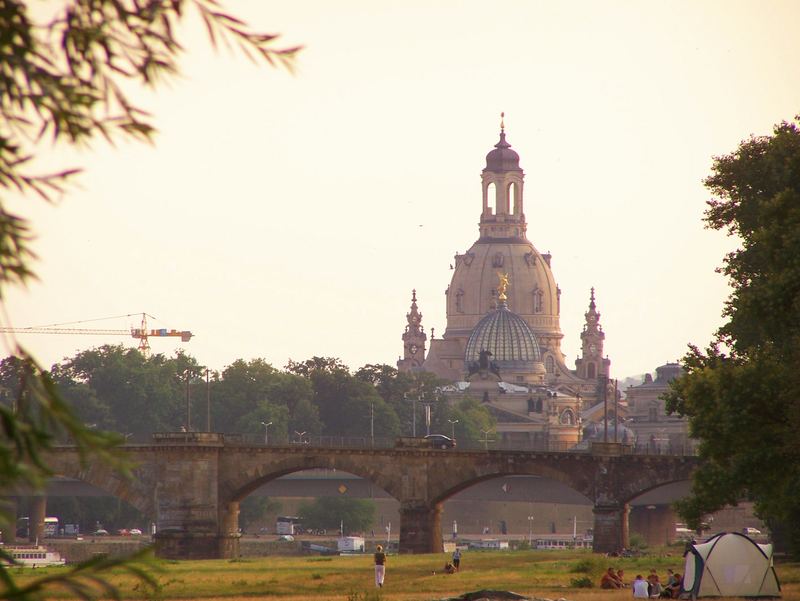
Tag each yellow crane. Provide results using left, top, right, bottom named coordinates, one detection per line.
left=0, top=313, right=192, bottom=357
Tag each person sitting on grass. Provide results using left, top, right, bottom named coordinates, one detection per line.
left=444, top=562, right=456, bottom=574
left=633, top=574, right=650, bottom=598
left=664, top=573, right=682, bottom=598
left=601, top=567, right=622, bottom=589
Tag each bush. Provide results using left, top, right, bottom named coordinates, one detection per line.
left=572, top=556, right=605, bottom=574
left=628, top=532, right=649, bottom=551
left=570, top=576, right=594, bottom=588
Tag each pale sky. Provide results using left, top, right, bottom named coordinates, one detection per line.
left=5, top=0, right=800, bottom=381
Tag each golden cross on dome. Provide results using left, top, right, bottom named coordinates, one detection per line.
left=497, top=271, right=510, bottom=301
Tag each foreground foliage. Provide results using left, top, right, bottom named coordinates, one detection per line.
left=665, top=116, right=800, bottom=556
left=0, top=0, right=297, bottom=598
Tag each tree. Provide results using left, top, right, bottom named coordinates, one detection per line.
left=664, top=117, right=800, bottom=556
left=0, top=1, right=298, bottom=598
left=298, top=497, right=375, bottom=534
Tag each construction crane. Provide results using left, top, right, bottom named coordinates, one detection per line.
left=0, top=313, right=192, bottom=357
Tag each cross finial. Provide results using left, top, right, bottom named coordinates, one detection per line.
left=500, top=111, right=505, bottom=132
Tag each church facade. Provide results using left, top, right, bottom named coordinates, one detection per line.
left=398, top=121, right=618, bottom=448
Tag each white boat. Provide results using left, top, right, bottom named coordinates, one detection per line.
left=3, top=545, right=66, bottom=567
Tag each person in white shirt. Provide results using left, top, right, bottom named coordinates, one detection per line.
left=633, top=574, right=650, bottom=598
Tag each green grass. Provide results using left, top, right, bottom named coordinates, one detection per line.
left=9, top=549, right=800, bottom=600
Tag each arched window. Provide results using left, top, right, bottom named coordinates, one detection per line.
left=486, top=182, right=496, bottom=215
left=648, top=401, right=658, bottom=422
left=455, top=288, right=464, bottom=313
left=587, top=363, right=596, bottom=379
left=545, top=356, right=555, bottom=373
left=533, top=289, right=544, bottom=313
left=560, top=409, right=575, bottom=425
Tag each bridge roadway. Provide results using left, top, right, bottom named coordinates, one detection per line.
left=46, top=433, right=698, bottom=559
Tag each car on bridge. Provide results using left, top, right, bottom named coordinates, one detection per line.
left=425, top=434, right=456, bottom=449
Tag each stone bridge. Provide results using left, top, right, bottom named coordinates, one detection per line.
left=43, top=434, right=698, bottom=559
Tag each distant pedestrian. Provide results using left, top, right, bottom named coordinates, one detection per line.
left=452, top=548, right=461, bottom=571
left=633, top=575, right=649, bottom=598
left=374, top=544, right=386, bottom=588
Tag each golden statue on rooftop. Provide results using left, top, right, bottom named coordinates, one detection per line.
left=497, top=271, right=510, bottom=301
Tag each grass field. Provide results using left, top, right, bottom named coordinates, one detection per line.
left=10, top=549, right=800, bottom=600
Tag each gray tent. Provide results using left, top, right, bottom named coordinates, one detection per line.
left=682, top=532, right=780, bottom=598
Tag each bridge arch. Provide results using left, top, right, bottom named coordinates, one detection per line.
left=219, top=449, right=404, bottom=504
left=429, top=456, right=595, bottom=506
left=45, top=448, right=156, bottom=516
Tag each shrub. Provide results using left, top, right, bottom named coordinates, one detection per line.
left=570, top=576, right=594, bottom=588
left=572, top=556, right=605, bottom=574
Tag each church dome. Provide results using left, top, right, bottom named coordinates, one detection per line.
left=485, top=132, right=521, bottom=172
left=465, top=302, right=543, bottom=364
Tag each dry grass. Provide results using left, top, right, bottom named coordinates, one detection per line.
left=10, top=549, right=800, bottom=600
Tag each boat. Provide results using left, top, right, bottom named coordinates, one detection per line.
left=2, top=545, right=66, bottom=567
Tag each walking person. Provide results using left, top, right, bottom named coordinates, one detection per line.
left=374, top=544, right=386, bottom=588
left=452, top=548, right=461, bottom=572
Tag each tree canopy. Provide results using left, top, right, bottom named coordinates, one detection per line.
left=664, top=117, right=800, bottom=556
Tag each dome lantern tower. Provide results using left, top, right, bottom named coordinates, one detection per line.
left=480, top=113, right=526, bottom=242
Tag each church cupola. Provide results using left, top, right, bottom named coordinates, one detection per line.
left=575, top=287, right=611, bottom=380
left=397, top=289, right=428, bottom=372
left=479, top=113, right=527, bottom=242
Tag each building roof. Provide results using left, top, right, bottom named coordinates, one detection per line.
left=465, top=301, right=543, bottom=365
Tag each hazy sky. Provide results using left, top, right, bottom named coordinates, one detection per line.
left=5, top=0, right=800, bottom=382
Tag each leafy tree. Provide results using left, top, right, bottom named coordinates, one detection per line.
left=0, top=1, right=298, bottom=597
left=50, top=345, right=197, bottom=435
left=355, top=364, right=445, bottom=436
left=307, top=367, right=399, bottom=438
left=238, top=496, right=281, bottom=533
left=298, top=497, right=375, bottom=534
left=285, top=356, right=348, bottom=377
left=664, top=117, right=800, bottom=556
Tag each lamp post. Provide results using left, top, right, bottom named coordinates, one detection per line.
left=448, top=418, right=459, bottom=440
left=480, top=428, right=495, bottom=450
left=405, top=393, right=421, bottom=437
left=205, top=369, right=211, bottom=432
left=184, top=369, right=192, bottom=432
left=528, top=515, right=534, bottom=547
left=261, top=421, right=272, bottom=445
left=421, top=402, right=432, bottom=436
left=294, top=430, right=307, bottom=444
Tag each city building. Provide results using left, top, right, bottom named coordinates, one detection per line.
left=398, top=120, right=619, bottom=447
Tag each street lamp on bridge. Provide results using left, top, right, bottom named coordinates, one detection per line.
left=260, top=421, right=272, bottom=445
left=448, top=418, right=459, bottom=440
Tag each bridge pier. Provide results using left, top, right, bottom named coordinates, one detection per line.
left=398, top=501, right=443, bottom=554
left=29, top=495, right=46, bottom=544
left=592, top=501, right=630, bottom=554
left=217, top=501, right=241, bottom=558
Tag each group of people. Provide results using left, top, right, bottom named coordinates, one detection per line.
left=374, top=546, right=463, bottom=588
left=602, top=567, right=683, bottom=598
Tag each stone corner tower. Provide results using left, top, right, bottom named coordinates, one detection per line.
left=397, top=289, right=427, bottom=372
left=574, top=287, right=610, bottom=380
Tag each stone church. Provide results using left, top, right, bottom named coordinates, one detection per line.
left=398, top=120, right=619, bottom=448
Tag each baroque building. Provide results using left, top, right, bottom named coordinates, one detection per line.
left=398, top=119, right=616, bottom=447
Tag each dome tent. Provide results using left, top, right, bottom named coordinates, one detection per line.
left=682, top=532, right=780, bottom=599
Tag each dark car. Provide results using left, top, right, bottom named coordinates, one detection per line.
left=425, top=434, right=456, bottom=449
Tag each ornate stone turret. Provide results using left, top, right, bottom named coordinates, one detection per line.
left=397, top=289, right=427, bottom=372
left=479, top=113, right=526, bottom=242
left=575, top=287, right=611, bottom=380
